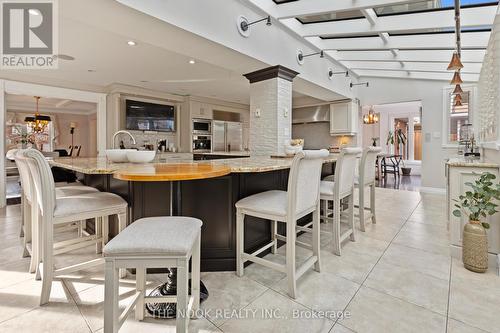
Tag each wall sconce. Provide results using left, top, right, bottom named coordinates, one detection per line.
left=237, top=15, right=271, bottom=37
left=328, top=68, right=349, bottom=79
left=296, top=49, right=324, bottom=65
left=350, top=82, right=369, bottom=88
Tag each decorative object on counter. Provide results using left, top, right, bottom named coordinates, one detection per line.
left=363, top=106, right=379, bottom=124
left=371, top=137, right=379, bottom=147
left=105, top=149, right=135, bottom=163
left=453, top=172, right=500, bottom=272
left=284, top=138, right=304, bottom=156
left=24, top=96, right=51, bottom=133
left=126, top=150, right=156, bottom=163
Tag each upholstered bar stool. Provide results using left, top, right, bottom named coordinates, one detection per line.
left=22, top=148, right=128, bottom=305
left=235, top=149, right=329, bottom=299
left=103, top=217, right=202, bottom=333
left=320, top=147, right=362, bottom=256
left=11, top=149, right=100, bottom=273
left=355, top=147, right=382, bottom=232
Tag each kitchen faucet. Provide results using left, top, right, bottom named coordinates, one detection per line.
left=112, top=130, right=136, bottom=149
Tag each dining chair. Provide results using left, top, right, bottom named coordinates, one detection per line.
left=22, top=148, right=128, bottom=305
left=235, top=149, right=329, bottom=298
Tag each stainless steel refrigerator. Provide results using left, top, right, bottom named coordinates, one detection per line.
left=212, top=120, right=243, bottom=152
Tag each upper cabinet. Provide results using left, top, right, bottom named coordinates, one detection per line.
left=190, top=101, right=213, bottom=119
left=330, top=101, right=358, bottom=136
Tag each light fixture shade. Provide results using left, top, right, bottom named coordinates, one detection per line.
left=447, top=52, right=464, bottom=71
left=450, top=71, right=463, bottom=85
left=455, top=94, right=462, bottom=103
left=454, top=99, right=463, bottom=107
left=453, top=84, right=464, bottom=95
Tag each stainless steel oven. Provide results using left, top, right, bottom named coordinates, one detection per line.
left=192, top=135, right=212, bottom=152
left=192, top=119, right=212, bottom=135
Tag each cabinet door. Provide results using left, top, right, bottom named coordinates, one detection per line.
left=191, top=102, right=213, bottom=119
left=330, top=103, right=350, bottom=134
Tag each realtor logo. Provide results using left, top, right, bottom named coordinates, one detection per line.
left=1, top=0, right=58, bottom=69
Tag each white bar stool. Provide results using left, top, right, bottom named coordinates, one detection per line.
left=11, top=149, right=100, bottom=274
left=22, top=148, right=128, bottom=305
left=103, top=217, right=202, bottom=333
left=235, top=149, right=329, bottom=299
left=320, top=147, right=362, bottom=256
left=355, top=147, right=382, bottom=232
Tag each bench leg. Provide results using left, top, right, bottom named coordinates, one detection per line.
left=104, top=260, right=119, bottom=333
left=176, top=260, right=189, bottom=333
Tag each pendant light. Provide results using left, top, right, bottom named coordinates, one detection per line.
left=455, top=93, right=462, bottom=102
left=447, top=52, right=464, bottom=71
left=450, top=71, right=463, bottom=85
left=454, top=99, right=463, bottom=107
left=25, top=96, right=51, bottom=133
left=453, top=84, right=464, bottom=95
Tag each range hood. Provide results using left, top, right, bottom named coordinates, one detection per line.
left=292, top=104, right=330, bottom=124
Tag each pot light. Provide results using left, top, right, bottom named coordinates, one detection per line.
left=189, top=59, right=196, bottom=64
left=127, top=40, right=137, bottom=46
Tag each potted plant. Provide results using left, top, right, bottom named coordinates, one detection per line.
left=401, top=159, right=412, bottom=176
left=453, top=172, right=500, bottom=272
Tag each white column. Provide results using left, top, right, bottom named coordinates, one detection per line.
left=244, top=66, right=298, bottom=156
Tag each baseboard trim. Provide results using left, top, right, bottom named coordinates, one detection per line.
left=419, top=187, right=446, bottom=194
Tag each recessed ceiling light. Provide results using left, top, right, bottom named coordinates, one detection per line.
left=189, top=59, right=196, bottom=64
left=28, top=9, right=40, bottom=15
left=127, top=40, right=137, bottom=46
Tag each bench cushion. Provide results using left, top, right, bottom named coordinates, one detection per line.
left=320, top=180, right=334, bottom=196
left=235, top=190, right=287, bottom=217
left=54, top=192, right=127, bottom=218
left=103, top=216, right=202, bottom=257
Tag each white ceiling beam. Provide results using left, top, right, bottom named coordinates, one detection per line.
left=299, top=6, right=496, bottom=37
left=55, top=99, right=72, bottom=108
left=316, top=31, right=490, bottom=50
left=349, top=61, right=483, bottom=72
left=331, top=49, right=486, bottom=63
left=361, top=8, right=378, bottom=26
left=274, top=0, right=413, bottom=19
left=356, top=69, right=480, bottom=82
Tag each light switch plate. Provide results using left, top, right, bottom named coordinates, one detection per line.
left=255, top=108, right=261, bottom=118
left=283, top=107, right=289, bottom=118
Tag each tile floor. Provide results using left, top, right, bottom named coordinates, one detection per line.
left=0, top=188, right=499, bottom=333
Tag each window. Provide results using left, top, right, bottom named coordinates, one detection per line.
left=443, top=86, right=476, bottom=146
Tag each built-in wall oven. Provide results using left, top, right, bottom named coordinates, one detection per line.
left=192, top=135, right=212, bottom=152
left=192, top=119, right=212, bottom=135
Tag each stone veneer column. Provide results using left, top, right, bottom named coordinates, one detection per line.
left=244, top=65, right=299, bottom=156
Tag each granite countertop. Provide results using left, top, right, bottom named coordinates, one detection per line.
left=50, top=153, right=339, bottom=175
left=446, top=158, right=499, bottom=168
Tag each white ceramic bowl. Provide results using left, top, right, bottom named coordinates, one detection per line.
left=126, top=150, right=156, bottom=163
left=105, top=149, right=135, bottom=163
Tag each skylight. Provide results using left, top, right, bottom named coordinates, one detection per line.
left=374, top=0, right=498, bottom=16
left=297, top=10, right=364, bottom=24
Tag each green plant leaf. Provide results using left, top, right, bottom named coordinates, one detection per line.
left=482, top=222, right=490, bottom=229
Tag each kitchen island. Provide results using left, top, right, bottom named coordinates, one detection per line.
left=50, top=154, right=338, bottom=271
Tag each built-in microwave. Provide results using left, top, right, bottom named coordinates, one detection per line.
left=192, top=135, right=212, bottom=152
left=192, top=119, right=212, bottom=135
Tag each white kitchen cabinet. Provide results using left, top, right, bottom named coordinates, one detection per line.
left=447, top=160, right=500, bottom=266
left=330, top=101, right=358, bottom=136
left=190, top=101, right=213, bottom=119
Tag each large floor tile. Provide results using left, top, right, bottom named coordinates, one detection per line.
left=0, top=301, right=90, bottom=333
left=330, top=323, right=355, bottom=333
left=393, top=221, right=450, bottom=256
left=273, top=269, right=360, bottom=312
left=448, top=261, right=500, bottom=333
left=220, top=289, right=334, bottom=333
left=340, top=286, right=447, bottom=333
left=364, top=261, right=449, bottom=315
left=321, top=249, right=379, bottom=284
left=199, top=272, right=268, bottom=327
left=447, top=319, right=489, bottom=333
left=95, top=315, right=221, bottom=333
left=380, top=243, right=451, bottom=281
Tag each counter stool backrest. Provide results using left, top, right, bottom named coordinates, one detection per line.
left=359, top=147, right=382, bottom=185
left=22, top=149, right=56, bottom=216
left=334, top=148, right=363, bottom=197
left=288, top=149, right=329, bottom=216
left=14, top=150, right=35, bottom=203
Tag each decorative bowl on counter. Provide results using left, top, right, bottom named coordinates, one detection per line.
left=105, top=149, right=135, bottom=163
left=126, top=150, right=156, bottom=163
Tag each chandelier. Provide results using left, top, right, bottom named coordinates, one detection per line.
left=363, top=107, right=379, bottom=125
left=25, top=96, right=51, bottom=133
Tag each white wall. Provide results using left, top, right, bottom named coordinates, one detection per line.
left=358, top=77, right=461, bottom=189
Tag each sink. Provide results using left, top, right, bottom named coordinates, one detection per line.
left=126, top=150, right=156, bottom=163
left=105, top=149, right=135, bottom=163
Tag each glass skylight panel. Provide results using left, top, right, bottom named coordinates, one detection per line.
left=297, top=10, right=364, bottom=24
left=374, top=0, right=498, bottom=16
